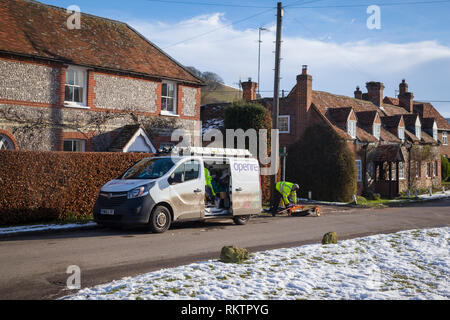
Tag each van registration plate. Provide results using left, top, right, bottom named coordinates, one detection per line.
left=101, top=209, right=115, bottom=215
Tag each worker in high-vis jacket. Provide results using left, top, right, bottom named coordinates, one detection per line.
left=271, top=181, right=300, bottom=216
left=204, top=167, right=216, bottom=202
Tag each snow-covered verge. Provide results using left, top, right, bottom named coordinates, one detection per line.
left=65, top=227, right=449, bottom=300
left=0, top=222, right=97, bottom=236
left=301, top=190, right=450, bottom=207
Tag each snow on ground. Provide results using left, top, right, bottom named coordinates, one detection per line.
left=302, top=190, right=450, bottom=206
left=0, top=222, right=97, bottom=235
left=65, top=227, right=450, bottom=300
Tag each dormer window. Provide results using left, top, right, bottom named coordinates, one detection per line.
left=433, top=122, right=438, bottom=142
left=398, top=126, right=405, bottom=141
left=347, top=120, right=356, bottom=139
left=373, top=123, right=380, bottom=140
left=415, top=117, right=421, bottom=140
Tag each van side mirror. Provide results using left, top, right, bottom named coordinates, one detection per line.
left=169, top=173, right=185, bottom=185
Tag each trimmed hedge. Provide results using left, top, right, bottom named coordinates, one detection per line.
left=0, top=151, right=152, bottom=226
left=286, top=124, right=357, bottom=202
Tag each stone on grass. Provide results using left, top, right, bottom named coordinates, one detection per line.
left=220, top=246, right=249, bottom=264
left=322, top=232, right=338, bottom=245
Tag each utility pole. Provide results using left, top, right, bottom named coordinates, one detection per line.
left=270, top=2, right=283, bottom=209
left=258, top=27, right=269, bottom=96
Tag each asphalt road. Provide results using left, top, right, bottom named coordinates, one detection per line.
left=0, top=199, right=449, bottom=300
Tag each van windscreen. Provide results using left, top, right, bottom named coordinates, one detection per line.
left=121, top=158, right=177, bottom=180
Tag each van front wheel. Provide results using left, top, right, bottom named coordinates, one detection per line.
left=149, top=205, right=172, bottom=233
left=233, top=215, right=250, bottom=225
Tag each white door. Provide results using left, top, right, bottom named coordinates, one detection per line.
left=169, top=160, right=204, bottom=220
left=230, top=158, right=262, bottom=216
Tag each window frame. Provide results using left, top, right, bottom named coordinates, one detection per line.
left=443, top=131, right=448, bottom=145
left=278, top=115, right=291, bottom=134
left=398, top=126, right=405, bottom=142
left=416, top=161, right=421, bottom=178
left=161, top=80, right=178, bottom=116
left=171, top=160, right=200, bottom=184
left=373, top=123, right=381, bottom=140
left=356, top=160, right=362, bottom=182
left=426, top=162, right=431, bottom=178
left=63, top=139, right=86, bottom=152
left=433, top=161, right=438, bottom=177
left=64, top=66, right=88, bottom=108
left=399, top=162, right=405, bottom=180
left=348, top=120, right=357, bottom=139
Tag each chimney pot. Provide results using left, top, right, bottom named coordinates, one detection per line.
left=302, top=65, right=308, bottom=75
left=241, top=79, right=258, bottom=102
left=354, top=86, right=363, bottom=100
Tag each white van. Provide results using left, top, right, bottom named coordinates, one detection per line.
left=94, top=147, right=262, bottom=233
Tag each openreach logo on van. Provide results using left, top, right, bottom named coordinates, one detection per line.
left=170, top=128, right=280, bottom=176
left=234, top=162, right=259, bottom=173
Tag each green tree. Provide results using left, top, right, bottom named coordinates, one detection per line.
left=224, top=101, right=271, bottom=132
left=286, top=124, right=357, bottom=202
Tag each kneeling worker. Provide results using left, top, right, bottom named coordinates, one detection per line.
left=271, top=181, right=300, bottom=216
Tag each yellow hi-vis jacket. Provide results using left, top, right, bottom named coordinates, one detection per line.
left=204, top=168, right=216, bottom=196
left=276, top=182, right=297, bottom=206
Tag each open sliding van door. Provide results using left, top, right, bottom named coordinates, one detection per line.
left=229, top=158, right=262, bottom=216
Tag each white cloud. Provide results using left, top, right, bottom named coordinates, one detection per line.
left=129, top=13, right=450, bottom=112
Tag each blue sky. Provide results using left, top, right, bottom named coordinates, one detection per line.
left=42, top=0, right=450, bottom=117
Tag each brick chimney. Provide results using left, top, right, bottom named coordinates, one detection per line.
left=241, top=78, right=258, bottom=102
left=354, top=86, right=363, bottom=100
left=365, top=81, right=385, bottom=107
left=398, top=79, right=414, bottom=113
left=297, top=65, right=312, bottom=112
left=296, top=65, right=313, bottom=139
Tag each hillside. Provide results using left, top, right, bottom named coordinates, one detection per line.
left=201, top=83, right=242, bottom=105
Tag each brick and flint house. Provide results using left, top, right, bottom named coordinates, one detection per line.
left=0, top=0, right=203, bottom=152
left=202, top=66, right=448, bottom=198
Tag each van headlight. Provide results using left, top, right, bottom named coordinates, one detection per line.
left=128, top=186, right=146, bottom=199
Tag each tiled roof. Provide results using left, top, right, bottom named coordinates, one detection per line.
left=421, top=117, right=436, bottom=129
left=108, top=124, right=145, bottom=151
left=414, top=102, right=450, bottom=130
left=380, top=127, right=401, bottom=143
left=326, top=107, right=353, bottom=123
left=383, top=97, right=400, bottom=106
left=381, top=104, right=409, bottom=116
left=0, top=0, right=203, bottom=85
left=381, top=115, right=403, bottom=128
left=312, top=91, right=380, bottom=114
left=404, top=130, right=420, bottom=143
left=421, top=130, right=436, bottom=144
left=356, top=110, right=378, bottom=126
left=369, top=145, right=405, bottom=163
left=356, top=125, right=378, bottom=143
